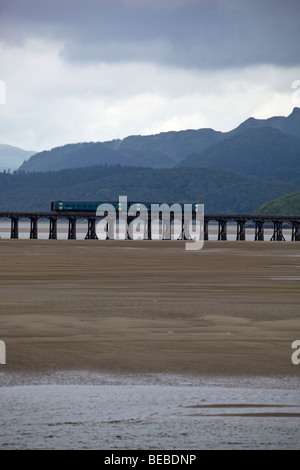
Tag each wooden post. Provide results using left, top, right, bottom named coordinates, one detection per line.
left=236, top=219, right=246, bottom=240
left=29, top=216, right=38, bottom=239
left=85, top=218, right=98, bottom=239
left=49, top=217, right=58, bottom=239
left=270, top=221, right=285, bottom=241
left=204, top=218, right=209, bottom=241
left=10, top=216, right=19, bottom=239
left=68, top=217, right=76, bottom=239
left=291, top=221, right=300, bottom=241
left=217, top=219, right=227, bottom=240
left=254, top=220, right=264, bottom=241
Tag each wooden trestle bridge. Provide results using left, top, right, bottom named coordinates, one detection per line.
left=0, top=211, right=300, bottom=241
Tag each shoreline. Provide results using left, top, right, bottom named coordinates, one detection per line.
left=0, top=239, right=300, bottom=384
left=1, top=369, right=300, bottom=390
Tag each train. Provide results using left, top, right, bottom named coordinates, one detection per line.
left=51, top=200, right=116, bottom=212
left=51, top=200, right=199, bottom=212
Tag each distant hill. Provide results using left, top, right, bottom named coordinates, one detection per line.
left=17, top=107, right=300, bottom=175
left=177, top=126, right=300, bottom=184
left=0, top=165, right=297, bottom=213
left=18, top=128, right=224, bottom=172
left=254, top=190, right=300, bottom=216
left=0, top=143, right=36, bottom=171
left=18, top=142, right=135, bottom=172
left=111, top=128, right=224, bottom=164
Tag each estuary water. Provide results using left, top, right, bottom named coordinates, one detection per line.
left=0, top=372, right=299, bottom=450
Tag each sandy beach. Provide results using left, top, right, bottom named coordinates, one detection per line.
left=0, top=239, right=299, bottom=379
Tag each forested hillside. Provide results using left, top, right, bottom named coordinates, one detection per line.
left=0, top=165, right=297, bottom=214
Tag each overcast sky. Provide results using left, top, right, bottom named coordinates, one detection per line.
left=0, top=0, right=299, bottom=151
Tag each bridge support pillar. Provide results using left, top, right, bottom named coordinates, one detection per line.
left=254, top=220, right=264, bottom=241
left=217, top=219, right=227, bottom=240
left=178, top=213, right=184, bottom=240
left=68, top=217, right=77, bottom=239
left=271, top=221, right=285, bottom=241
left=204, top=219, right=209, bottom=240
left=29, top=217, right=38, bottom=239
left=10, top=216, right=19, bottom=239
left=291, top=221, right=300, bottom=241
left=49, top=217, right=58, bottom=239
left=236, top=220, right=246, bottom=240
left=85, top=218, right=98, bottom=239
left=147, top=213, right=152, bottom=240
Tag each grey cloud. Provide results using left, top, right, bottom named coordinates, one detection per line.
left=0, top=0, right=299, bottom=69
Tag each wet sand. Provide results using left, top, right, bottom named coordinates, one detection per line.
left=0, top=239, right=300, bottom=379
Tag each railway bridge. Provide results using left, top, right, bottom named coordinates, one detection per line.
left=0, top=211, right=300, bottom=241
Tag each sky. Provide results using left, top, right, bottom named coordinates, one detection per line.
left=0, top=0, right=300, bottom=152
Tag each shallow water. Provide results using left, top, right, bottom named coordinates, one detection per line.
left=0, top=372, right=299, bottom=450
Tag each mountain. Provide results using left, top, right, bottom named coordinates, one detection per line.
left=17, top=107, right=300, bottom=174
left=18, top=128, right=224, bottom=172
left=112, top=128, right=224, bottom=163
left=177, top=126, right=300, bottom=184
left=254, top=190, right=300, bottom=216
left=18, top=142, right=133, bottom=172
left=228, top=106, right=300, bottom=138
left=0, top=165, right=297, bottom=213
left=0, top=143, right=36, bottom=171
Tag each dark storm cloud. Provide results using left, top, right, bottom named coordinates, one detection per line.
left=0, top=0, right=299, bottom=69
